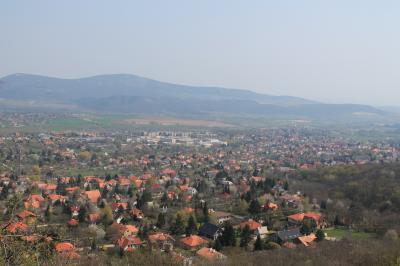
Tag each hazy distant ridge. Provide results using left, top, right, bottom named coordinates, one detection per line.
left=0, top=73, right=385, bottom=118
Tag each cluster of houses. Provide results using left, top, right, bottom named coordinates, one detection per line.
left=0, top=165, right=327, bottom=263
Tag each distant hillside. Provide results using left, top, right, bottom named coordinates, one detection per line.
left=0, top=73, right=386, bottom=119
left=0, top=73, right=314, bottom=105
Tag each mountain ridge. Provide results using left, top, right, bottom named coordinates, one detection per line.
left=0, top=73, right=386, bottom=120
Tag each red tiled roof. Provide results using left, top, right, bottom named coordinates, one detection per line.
left=17, top=210, right=36, bottom=220
left=117, top=236, right=142, bottom=249
left=149, top=233, right=174, bottom=243
left=55, top=242, right=75, bottom=253
left=297, top=233, right=317, bottom=247
left=180, top=235, right=208, bottom=248
left=239, top=219, right=262, bottom=231
left=84, top=190, right=101, bottom=203
left=5, top=222, right=28, bottom=233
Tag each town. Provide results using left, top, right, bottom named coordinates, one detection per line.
left=0, top=124, right=399, bottom=265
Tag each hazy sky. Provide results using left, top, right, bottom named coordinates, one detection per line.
left=1, top=1, right=399, bottom=106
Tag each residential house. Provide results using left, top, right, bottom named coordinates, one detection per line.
left=148, top=232, right=175, bottom=251
left=180, top=235, right=209, bottom=250
left=239, top=219, right=262, bottom=232
left=198, top=223, right=222, bottom=240
left=269, top=228, right=302, bottom=245
left=84, top=190, right=101, bottom=203
left=117, top=236, right=143, bottom=251
left=212, top=211, right=232, bottom=224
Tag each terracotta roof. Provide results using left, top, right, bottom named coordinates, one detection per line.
left=239, top=219, right=262, bottom=231
left=5, top=222, right=29, bottom=233
left=297, top=233, right=317, bottom=247
left=124, top=225, right=139, bottom=234
left=288, top=212, right=322, bottom=223
left=149, top=232, right=174, bottom=243
left=55, top=242, right=75, bottom=253
left=17, top=210, right=36, bottom=219
left=180, top=235, right=208, bottom=248
left=268, top=202, right=278, bottom=210
left=30, top=194, right=45, bottom=202
left=117, top=236, right=142, bottom=249
left=288, top=213, right=305, bottom=222
left=84, top=190, right=101, bottom=203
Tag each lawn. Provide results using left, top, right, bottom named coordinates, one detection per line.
left=324, top=228, right=376, bottom=240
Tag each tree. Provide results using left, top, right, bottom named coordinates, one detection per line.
left=221, top=223, right=236, bottom=246
left=316, top=229, right=325, bottom=241
left=186, top=215, right=197, bottom=236
left=202, top=202, right=209, bottom=223
left=161, top=192, right=169, bottom=204
left=44, top=205, right=52, bottom=222
left=254, top=235, right=263, bottom=251
left=78, top=206, right=87, bottom=222
left=300, top=218, right=317, bottom=235
left=264, top=241, right=281, bottom=250
left=91, top=238, right=97, bottom=251
left=234, top=200, right=249, bottom=216
left=171, top=213, right=185, bottom=235
left=283, top=180, right=289, bottom=191
left=102, top=204, right=114, bottom=226
left=240, top=225, right=251, bottom=248
left=213, top=238, right=223, bottom=251
left=249, top=199, right=261, bottom=215
left=320, top=200, right=327, bottom=210
left=157, top=213, right=166, bottom=228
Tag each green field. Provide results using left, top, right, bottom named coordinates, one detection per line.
left=324, top=228, right=376, bottom=240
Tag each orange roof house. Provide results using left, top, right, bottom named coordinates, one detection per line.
left=288, top=212, right=322, bottom=226
left=297, top=233, right=317, bottom=247
left=239, top=219, right=262, bottom=231
left=124, top=225, right=139, bottom=236
left=196, top=247, right=226, bottom=260
left=117, top=236, right=143, bottom=251
left=149, top=232, right=175, bottom=251
left=180, top=235, right=209, bottom=249
left=17, top=210, right=36, bottom=220
left=55, top=242, right=75, bottom=253
left=149, top=232, right=174, bottom=243
left=267, top=202, right=278, bottom=211
left=55, top=242, right=80, bottom=259
left=111, top=202, right=128, bottom=212
left=5, top=222, right=29, bottom=233
left=84, top=190, right=101, bottom=203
